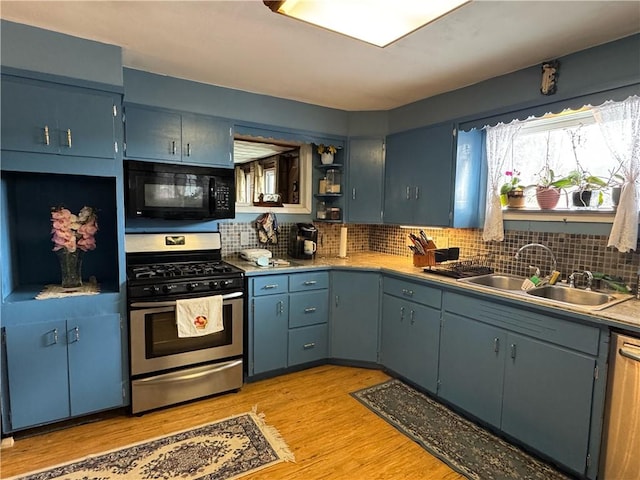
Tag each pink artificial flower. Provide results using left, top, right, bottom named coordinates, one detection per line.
left=50, top=206, right=98, bottom=254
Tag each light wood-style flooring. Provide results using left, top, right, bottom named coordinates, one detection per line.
left=0, top=365, right=465, bottom=479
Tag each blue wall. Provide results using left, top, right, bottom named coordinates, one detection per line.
left=0, top=20, right=123, bottom=87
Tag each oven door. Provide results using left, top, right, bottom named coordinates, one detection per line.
left=129, top=292, right=243, bottom=376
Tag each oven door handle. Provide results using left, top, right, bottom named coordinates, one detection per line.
left=130, top=291, right=243, bottom=308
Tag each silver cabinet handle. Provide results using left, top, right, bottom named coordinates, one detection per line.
left=335, top=295, right=339, bottom=307
left=510, top=344, right=516, bottom=359
left=303, top=280, right=317, bottom=286
left=494, top=337, right=500, bottom=353
left=352, top=187, right=356, bottom=200
left=402, top=288, right=414, bottom=297
left=187, top=143, right=192, bottom=156
left=44, top=125, right=50, bottom=146
left=410, top=310, right=415, bottom=325
left=406, top=186, right=411, bottom=200
left=171, top=140, right=176, bottom=155
left=66, top=129, right=72, bottom=148
left=415, top=186, right=420, bottom=199
left=277, top=300, right=284, bottom=314
left=263, top=284, right=279, bottom=289
left=52, top=328, right=58, bottom=344
left=303, top=342, right=316, bottom=350
left=304, top=307, right=317, bottom=313
left=400, top=306, right=405, bottom=322
left=69, top=326, right=80, bottom=343
left=620, top=346, right=640, bottom=363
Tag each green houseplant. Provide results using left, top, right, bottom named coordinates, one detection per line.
left=561, top=126, right=607, bottom=207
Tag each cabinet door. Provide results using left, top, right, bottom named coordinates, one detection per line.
left=56, top=88, right=118, bottom=159
left=347, top=137, right=384, bottom=224
left=67, top=314, right=123, bottom=416
left=3, top=321, right=70, bottom=430
left=330, top=271, right=379, bottom=362
left=182, top=113, right=232, bottom=167
left=251, top=294, right=288, bottom=375
left=439, top=312, right=505, bottom=428
left=502, top=333, right=595, bottom=474
left=381, top=294, right=440, bottom=392
left=383, top=131, right=414, bottom=225
left=1, top=79, right=58, bottom=154
left=412, top=123, right=455, bottom=226
left=124, top=105, right=182, bottom=161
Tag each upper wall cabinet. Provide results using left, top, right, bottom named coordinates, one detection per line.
left=123, top=104, right=233, bottom=168
left=384, top=122, right=456, bottom=226
left=346, top=137, right=385, bottom=224
left=1, top=76, right=120, bottom=161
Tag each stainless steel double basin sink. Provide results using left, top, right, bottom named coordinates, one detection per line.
left=458, top=273, right=632, bottom=311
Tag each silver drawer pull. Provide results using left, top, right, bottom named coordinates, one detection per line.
left=44, top=125, right=50, bottom=145
left=263, top=284, right=279, bottom=289
left=187, top=143, right=192, bottom=156
left=66, top=128, right=72, bottom=148
left=303, top=342, right=316, bottom=350
left=304, top=307, right=317, bottom=313
left=303, top=280, right=317, bottom=286
left=402, top=288, right=414, bottom=297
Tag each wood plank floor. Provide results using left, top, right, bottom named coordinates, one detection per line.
left=0, top=365, right=464, bottom=479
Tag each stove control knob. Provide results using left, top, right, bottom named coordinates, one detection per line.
left=186, top=283, right=198, bottom=291
left=162, top=284, right=175, bottom=293
left=208, top=281, right=219, bottom=290
left=147, top=286, right=160, bottom=295
left=221, top=280, right=231, bottom=287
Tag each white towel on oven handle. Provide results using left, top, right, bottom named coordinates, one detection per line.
left=176, top=295, right=224, bottom=338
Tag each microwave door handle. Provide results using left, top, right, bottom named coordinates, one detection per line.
left=209, top=178, right=217, bottom=215
left=130, top=291, right=243, bottom=308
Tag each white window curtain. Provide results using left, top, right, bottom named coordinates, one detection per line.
left=483, top=121, right=522, bottom=242
left=235, top=166, right=247, bottom=204
left=593, top=95, right=640, bottom=252
left=253, top=162, right=264, bottom=203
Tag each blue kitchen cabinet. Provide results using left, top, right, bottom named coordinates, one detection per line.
left=252, top=294, right=289, bottom=375
left=1, top=75, right=119, bottom=161
left=384, top=122, right=455, bottom=226
left=2, top=314, right=123, bottom=432
left=248, top=272, right=329, bottom=376
left=124, top=104, right=232, bottom=167
left=440, top=290, right=605, bottom=478
left=330, top=270, right=380, bottom=363
left=381, top=277, right=441, bottom=393
left=346, top=137, right=385, bottom=224
left=439, top=312, right=506, bottom=428
left=502, top=333, right=595, bottom=474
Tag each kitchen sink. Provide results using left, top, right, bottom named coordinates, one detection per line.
left=458, top=273, right=527, bottom=291
left=525, top=285, right=617, bottom=306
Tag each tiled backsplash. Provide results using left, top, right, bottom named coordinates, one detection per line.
left=220, top=221, right=640, bottom=290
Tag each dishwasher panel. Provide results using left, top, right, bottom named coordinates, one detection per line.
left=600, top=332, right=640, bottom=480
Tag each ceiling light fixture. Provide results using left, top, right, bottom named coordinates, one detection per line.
left=264, top=0, right=470, bottom=48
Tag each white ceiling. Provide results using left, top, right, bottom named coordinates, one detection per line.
left=1, top=1, right=639, bottom=111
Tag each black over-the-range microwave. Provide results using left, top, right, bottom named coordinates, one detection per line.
left=124, top=160, right=235, bottom=220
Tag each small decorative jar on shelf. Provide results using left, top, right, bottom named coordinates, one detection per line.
left=326, top=207, right=341, bottom=220
left=326, top=169, right=341, bottom=193
left=316, top=201, right=327, bottom=219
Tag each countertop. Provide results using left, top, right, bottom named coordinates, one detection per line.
left=227, top=251, right=640, bottom=334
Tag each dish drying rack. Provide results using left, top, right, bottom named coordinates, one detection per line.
left=423, top=256, right=494, bottom=279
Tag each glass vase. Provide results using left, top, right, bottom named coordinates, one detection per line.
left=56, top=249, right=83, bottom=288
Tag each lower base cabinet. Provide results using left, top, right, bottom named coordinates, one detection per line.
left=439, top=291, right=606, bottom=477
left=2, top=314, right=123, bottom=432
left=381, top=277, right=441, bottom=393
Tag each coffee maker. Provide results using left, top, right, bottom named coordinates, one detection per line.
left=288, top=223, right=318, bottom=259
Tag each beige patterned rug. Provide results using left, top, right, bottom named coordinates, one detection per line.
left=7, top=409, right=294, bottom=480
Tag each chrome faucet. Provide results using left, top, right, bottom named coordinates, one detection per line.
left=569, top=270, right=593, bottom=290
left=514, top=243, right=558, bottom=278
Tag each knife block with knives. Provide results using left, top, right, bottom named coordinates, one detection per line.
left=409, top=231, right=460, bottom=267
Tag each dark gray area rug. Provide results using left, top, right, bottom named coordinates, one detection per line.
left=352, top=379, right=573, bottom=480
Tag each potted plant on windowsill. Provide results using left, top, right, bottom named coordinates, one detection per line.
left=534, top=165, right=566, bottom=210
left=559, top=169, right=607, bottom=207
left=500, top=170, right=526, bottom=208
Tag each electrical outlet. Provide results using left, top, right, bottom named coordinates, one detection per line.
left=240, top=231, right=250, bottom=246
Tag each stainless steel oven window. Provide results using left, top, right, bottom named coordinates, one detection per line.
left=130, top=297, right=243, bottom=376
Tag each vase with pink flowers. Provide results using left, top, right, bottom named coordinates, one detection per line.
left=50, top=206, right=98, bottom=288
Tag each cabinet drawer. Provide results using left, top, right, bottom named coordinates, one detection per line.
left=289, top=271, right=329, bottom=292
left=443, top=292, right=601, bottom=355
left=383, top=276, right=442, bottom=309
left=252, top=275, right=288, bottom=296
left=288, top=324, right=328, bottom=366
left=289, top=290, right=329, bottom=328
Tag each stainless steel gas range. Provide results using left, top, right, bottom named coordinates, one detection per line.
left=125, top=232, right=244, bottom=414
